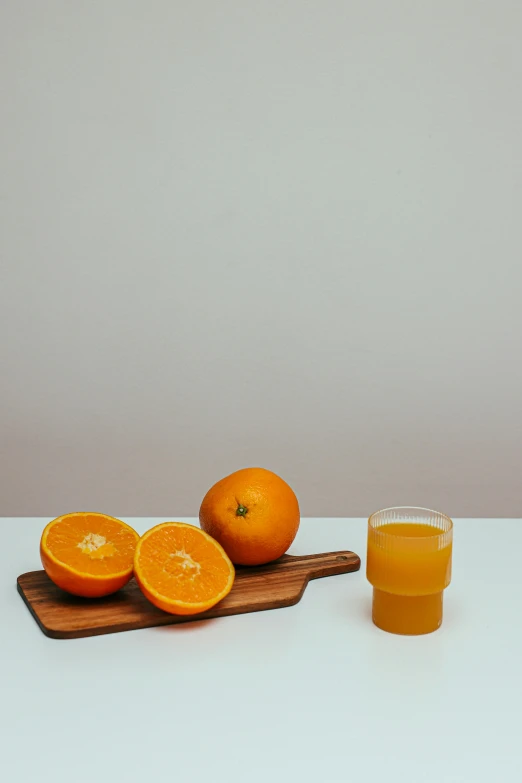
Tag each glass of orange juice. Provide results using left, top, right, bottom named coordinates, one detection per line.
left=367, top=507, right=453, bottom=635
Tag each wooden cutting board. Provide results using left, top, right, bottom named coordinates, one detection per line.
left=17, top=550, right=360, bottom=639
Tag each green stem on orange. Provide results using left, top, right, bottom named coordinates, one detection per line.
left=236, top=504, right=248, bottom=517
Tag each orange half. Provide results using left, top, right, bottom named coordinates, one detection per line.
left=40, top=512, right=139, bottom=597
left=134, top=522, right=235, bottom=615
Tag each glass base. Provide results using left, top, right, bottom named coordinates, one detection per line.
left=372, top=588, right=443, bottom=635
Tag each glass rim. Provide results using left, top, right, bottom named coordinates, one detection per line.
left=368, top=506, right=453, bottom=537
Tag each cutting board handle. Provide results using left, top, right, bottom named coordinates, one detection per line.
left=263, top=550, right=361, bottom=579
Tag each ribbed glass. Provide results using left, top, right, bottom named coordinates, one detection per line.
left=367, top=506, right=453, bottom=597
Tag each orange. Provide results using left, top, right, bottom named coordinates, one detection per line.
left=40, top=512, right=139, bottom=597
left=199, top=467, right=300, bottom=566
left=133, top=522, right=235, bottom=615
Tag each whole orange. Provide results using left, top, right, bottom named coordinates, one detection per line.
left=199, top=467, right=300, bottom=566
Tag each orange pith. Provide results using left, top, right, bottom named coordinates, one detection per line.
left=133, top=522, right=235, bottom=615
left=40, top=512, right=139, bottom=597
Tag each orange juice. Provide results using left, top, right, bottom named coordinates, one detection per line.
left=367, top=511, right=453, bottom=635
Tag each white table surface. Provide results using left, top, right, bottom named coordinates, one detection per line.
left=2, top=517, right=521, bottom=783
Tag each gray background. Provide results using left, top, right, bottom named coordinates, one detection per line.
left=1, top=1, right=521, bottom=518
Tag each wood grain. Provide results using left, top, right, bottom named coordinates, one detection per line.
left=17, top=550, right=360, bottom=639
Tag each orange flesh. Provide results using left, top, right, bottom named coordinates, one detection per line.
left=134, top=523, right=235, bottom=613
left=43, top=514, right=137, bottom=575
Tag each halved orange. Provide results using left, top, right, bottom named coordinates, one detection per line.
left=134, top=522, right=235, bottom=615
left=40, top=512, right=139, bottom=597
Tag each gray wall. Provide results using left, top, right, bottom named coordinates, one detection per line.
left=1, top=1, right=521, bottom=518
